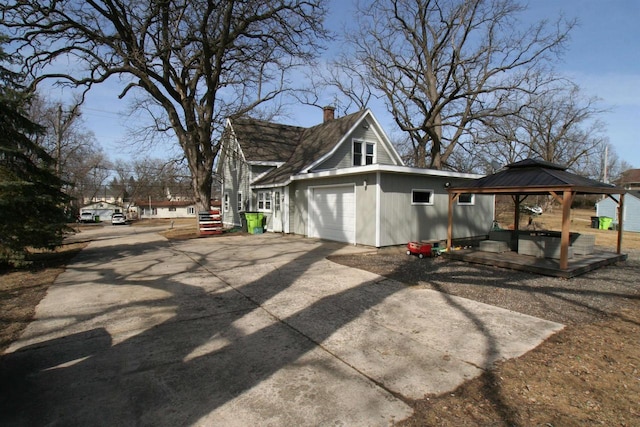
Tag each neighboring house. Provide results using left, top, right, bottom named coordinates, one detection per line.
left=218, top=107, right=494, bottom=247
left=135, top=200, right=197, bottom=219
left=80, top=201, right=123, bottom=221
left=84, top=189, right=124, bottom=205
left=596, top=191, right=640, bottom=233
left=617, top=169, right=640, bottom=190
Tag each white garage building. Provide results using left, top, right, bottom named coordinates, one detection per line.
left=218, top=108, right=493, bottom=247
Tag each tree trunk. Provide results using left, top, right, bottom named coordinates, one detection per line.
left=415, top=142, right=427, bottom=168
left=179, top=131, right=215, bottom=233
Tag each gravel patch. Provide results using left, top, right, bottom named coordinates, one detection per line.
left=329, top=247, right=640, bottom=325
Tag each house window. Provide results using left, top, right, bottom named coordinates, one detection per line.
left=353, top=140, right=375, bottom=166
left=169, top=207, right=176, bottom=212
left=458, top=193, right=474, bottom=205
left=187, top=207, right=195, bottom=215
left=258, top=191, right=272, bottom=211
left=237, top=192, right=243, bottom=212
left=224, top=193, right=230, bottom=212
left=411, top=189, right=434, bottom=205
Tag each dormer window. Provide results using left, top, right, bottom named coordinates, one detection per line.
left=353, top=140, right=374, bottom=166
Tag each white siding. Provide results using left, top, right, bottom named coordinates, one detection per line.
left=597, top=193, right=640, bottom=232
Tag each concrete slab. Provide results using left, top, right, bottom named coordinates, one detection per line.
left=1, top=230, right=563, bottom=426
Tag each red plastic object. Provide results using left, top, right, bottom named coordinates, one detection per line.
left=406, top=241, right=432, bottom=258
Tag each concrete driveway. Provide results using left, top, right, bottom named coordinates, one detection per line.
left=1, top=227, right=563, bottom=426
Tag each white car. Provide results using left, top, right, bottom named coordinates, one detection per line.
left=79, top=212, right=94, bottom=223
left=521, top=205, right=543, bottom=216
left=111, top=213, right=127, bottom=225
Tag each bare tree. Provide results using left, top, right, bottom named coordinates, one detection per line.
left=112, top=157, right=193, bottom=211
left=27, top=94, right=112, bottom=208
left=296, top=56, right=377, bottom=117
left=28, top=94, right=82, bottom=177
left=332, top=0, right=573, bottom=169
left=2, top=0, right=328, bottom=215
left=472, top=82, right=608, bottom=175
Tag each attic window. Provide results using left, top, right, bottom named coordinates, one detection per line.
left=353, top=140, right=374, bottom=166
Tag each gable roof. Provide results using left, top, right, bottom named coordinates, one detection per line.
left=255, top=110, right=368, bottom=186
left=619, top=169, right=640, bottom=186
left=229, top=118, right=303, bottom=164
left=451, top=159, right=625, bottom=195
left=226, top=109, right=379, bottom=187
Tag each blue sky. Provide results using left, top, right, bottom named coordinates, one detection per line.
left=75, top=0, right=639, bottom=169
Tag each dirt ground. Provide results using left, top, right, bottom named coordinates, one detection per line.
left=2, top=210, right=639, bottom=426
left=0, top=242, right=86, bottom=354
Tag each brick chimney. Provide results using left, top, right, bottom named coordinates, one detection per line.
left=323, top=106, right=335, bottom=122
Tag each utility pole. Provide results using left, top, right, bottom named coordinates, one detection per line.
left=55, top=105, right=63, bottom=177
left=53, top=101, right=81, bottom=178
left=603, top=144, right=609, bottom=184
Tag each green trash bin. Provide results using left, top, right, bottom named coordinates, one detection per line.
left=244, top=212, right=258, bottom=234
left=599, top=216, right=613, bottom=230
left=255, top=212, right=264, bottom=234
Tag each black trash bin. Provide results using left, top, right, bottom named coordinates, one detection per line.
left=590, top=216, right=599, bottom=229
left=240, top=212, right=247, bottom=232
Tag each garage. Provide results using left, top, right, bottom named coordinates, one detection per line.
left=308, top=185, right=356, bottom=244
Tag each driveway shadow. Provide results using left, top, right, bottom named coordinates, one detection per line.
left=0, top=234, right=408, bottom=426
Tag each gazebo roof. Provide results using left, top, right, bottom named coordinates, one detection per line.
left=451, top=159, right=625, bottom=195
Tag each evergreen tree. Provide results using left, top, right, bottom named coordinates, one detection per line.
left=0, top=38, right=70, bottom=265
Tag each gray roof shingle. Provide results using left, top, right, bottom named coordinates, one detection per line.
left=231, top=118, right=304, bottom=163
left=454, top=159, right=623, bottom=194
left=231, top=110, right=367, bottom=186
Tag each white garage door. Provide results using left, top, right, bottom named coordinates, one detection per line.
left=308, top=185, right=356, bottom=244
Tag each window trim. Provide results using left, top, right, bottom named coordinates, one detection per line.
left=257, top=190, right=272, bottom=212
left=411, top=189, right=435, bottom=206
left=457, top=193, right=475, bottom=206
left=352, top=139, right=375, bottom=166
left=187, top=207, right=195, bottom=215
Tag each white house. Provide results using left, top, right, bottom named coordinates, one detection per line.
left=136, top=200, right=197, bottom=219
left=80, top=201, right=123, bottom=221
left=217, top=107, right=494, bottom=247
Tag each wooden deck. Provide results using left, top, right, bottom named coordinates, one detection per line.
left=445, top=248, right=627, bottom=278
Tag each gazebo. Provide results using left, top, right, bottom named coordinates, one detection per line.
left=446, top=159, right=627, bottom=277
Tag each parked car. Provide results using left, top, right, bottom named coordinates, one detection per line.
left=111, top=213, right=127, bottom=225
left=520, top=205, right=543, bottom=216
left=79, top=212, right=94, bottom=223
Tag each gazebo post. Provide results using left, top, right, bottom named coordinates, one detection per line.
left=617, top=193, right=625, bottom=254
left=447, top=192, right=455, bottom=251
left=513, top=196, right=521, bottom=234
left=559, top=190, right=573, bottom=270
